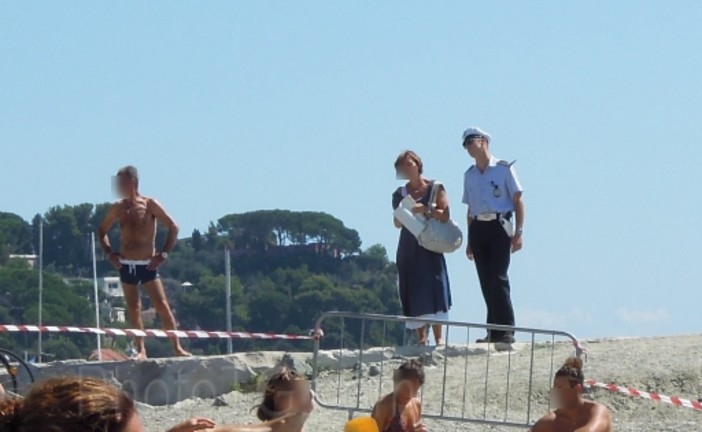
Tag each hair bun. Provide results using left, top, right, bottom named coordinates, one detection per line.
left=0, top=397, right=24, bottom=431
left=562, top=356, right=583, bottom=371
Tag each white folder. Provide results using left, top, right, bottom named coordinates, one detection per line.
left=393, top=195, right=427, bottom=237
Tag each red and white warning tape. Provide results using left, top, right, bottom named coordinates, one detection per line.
left=585, top=379, right=702, bottom=412
left=0, top=324, right=321, bottom=341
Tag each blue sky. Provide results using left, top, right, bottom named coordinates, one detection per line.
left=1, top=2, right=701, bottom=340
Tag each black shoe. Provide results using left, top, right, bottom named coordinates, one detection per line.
left=476, top=336, right=491, bottom=343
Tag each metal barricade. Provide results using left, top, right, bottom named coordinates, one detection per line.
left=311, top=311, right=584, bottom=429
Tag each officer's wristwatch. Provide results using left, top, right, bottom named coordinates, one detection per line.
left=159, top=251, right=169, bottom=259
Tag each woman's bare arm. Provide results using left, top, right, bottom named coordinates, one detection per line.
left=428, top=187, right=450, bottom=223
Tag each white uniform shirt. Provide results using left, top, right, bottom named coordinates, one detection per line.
left=462, top=156, right=523, bottom=217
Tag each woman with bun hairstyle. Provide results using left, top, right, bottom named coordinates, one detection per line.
left=530, top=357, right=612, bottom=432
left=253, top=367, right=313, bottom=432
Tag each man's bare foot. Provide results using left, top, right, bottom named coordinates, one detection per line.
left=435, top=338, right=445, bottom=346
left=174, top=346, right=192, bottom=357
left=133, top=351, right=147, bottom=361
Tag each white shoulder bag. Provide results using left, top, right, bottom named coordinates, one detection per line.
left=417, top=181, right=463, bottom=254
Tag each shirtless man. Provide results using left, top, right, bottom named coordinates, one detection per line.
left=97, top=166, right=190, bottom=359
left=530, top=357, right=612, bottom=432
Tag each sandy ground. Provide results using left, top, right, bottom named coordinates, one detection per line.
left=140, top=334, right=702, bottom=432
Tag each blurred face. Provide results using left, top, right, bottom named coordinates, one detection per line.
left=273, top=380, right=314, bottom=417
left=396, top=156, right=420, bottom=180
left=463, top=137, right=487, bottom=158
left=122, top=413, right=146, bottom=432
left=393, top=378, right=420, bottom=404
left=551, top=376, right=581, bottom=409
left=113, top=174, right=136, bottom=198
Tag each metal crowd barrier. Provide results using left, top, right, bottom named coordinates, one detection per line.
left=311, top=311, right=584, bottom=429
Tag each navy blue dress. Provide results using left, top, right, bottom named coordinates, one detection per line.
left=392, top=182, right=452, bottom=321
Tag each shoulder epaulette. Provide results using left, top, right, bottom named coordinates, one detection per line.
left=497, top=159, right=517, bottom=167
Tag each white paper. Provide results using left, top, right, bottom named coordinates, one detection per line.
left=394, top=195, right=427, bottom=237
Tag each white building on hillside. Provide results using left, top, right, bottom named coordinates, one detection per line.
left=8, top=254, right=38, bottom=268
left=99, top=276, right=124, bottom=298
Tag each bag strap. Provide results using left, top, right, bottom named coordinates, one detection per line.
left=429, top=181, right=443, bottom=207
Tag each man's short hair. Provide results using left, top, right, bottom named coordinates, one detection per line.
left=117, top=166, right=139, bottom=187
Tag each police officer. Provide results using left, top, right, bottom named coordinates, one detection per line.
left=461, top=127, right=524, bottom=344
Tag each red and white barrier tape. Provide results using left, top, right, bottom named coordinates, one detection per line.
left=585, top=379, right=702, bottom=412
left=0, top=324, right=321, bottom=341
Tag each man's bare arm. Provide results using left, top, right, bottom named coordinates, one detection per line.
left=575, top=404, right=612, bottom=432
left=512, top=191, right=524, bottom=233
left=150, top=199, right=179, bottom=253
left=96, top=204, right=120, bottom=255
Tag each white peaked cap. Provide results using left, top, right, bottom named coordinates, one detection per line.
left=462, top=126, right=491, bottom=142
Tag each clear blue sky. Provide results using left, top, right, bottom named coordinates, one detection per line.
left=2, top=2, right=700, bottom=340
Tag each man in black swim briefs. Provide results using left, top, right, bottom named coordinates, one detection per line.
left=97, top=166, right=190, bottom=358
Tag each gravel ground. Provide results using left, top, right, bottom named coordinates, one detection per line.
left=140, top=334, right=702, bottom=432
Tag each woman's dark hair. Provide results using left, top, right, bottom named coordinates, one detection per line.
left=555, top=357, right=584, bottom=388
left=394, top=150, right=423, bottom=175
left=256, top=367, right=306, bottom=421
left=0, top=376, right=136, bottom=432
left=393, top=359, right=425, bottom=386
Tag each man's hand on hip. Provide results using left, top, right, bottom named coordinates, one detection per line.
left=107, top=252, right=122, bottom=270
left=147, top=254, right=165, bottom=271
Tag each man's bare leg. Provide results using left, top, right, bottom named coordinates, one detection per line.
left=123, top=283, right=147, bottom=360
left=144, top=279, right=191, bottom=356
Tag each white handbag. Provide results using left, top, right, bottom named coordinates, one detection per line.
left=417, top=181, right=463, bottom=254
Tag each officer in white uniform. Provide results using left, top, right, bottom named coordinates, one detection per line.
left=461, top=127, right=524, bottom=343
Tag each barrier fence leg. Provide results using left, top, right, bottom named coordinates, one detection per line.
left=483, top=336, right=491, bottom=420
left=504, top=340, right=513, bottom=421
left=355, top=318, right=366, bottom=411
left=461, top=326, right=471, bottom=419
left=526, top=332, right=536, bottom=424
left=439, top=324, right=450, bottom=417
left=336, top=317, right=345, bottom=405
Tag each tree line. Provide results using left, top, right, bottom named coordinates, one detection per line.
left=0, top=206, right=403, bottom=359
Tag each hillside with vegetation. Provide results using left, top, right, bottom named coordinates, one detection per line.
left=0, top=207, right=403, bottom=359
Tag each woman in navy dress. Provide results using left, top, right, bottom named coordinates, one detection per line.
left=392, top=150, right=452, bottom=346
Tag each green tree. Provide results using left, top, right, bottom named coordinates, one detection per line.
left=0, top=212, right=33, bottom=257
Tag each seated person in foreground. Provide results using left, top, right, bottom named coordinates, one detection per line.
left=371, top=360, right=427, bottom=432
left=530, top=357, right=613, bottom=432
left=0, top=376, right=214, bottom=432
left=215, top=367, right=314, bottom=432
